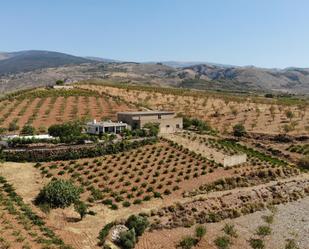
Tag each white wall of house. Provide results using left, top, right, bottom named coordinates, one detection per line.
left=86, top=122, right=127, bottom=135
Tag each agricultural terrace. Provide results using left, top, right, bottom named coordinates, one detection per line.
left=0, top=176, right=72, bottom=249
left=37, top=139, right=299, bottom=210
left=79, top=83, right=309, bottom=135
left=175, top=132, right=289, bottom=167
left=0, top=87, right=137, bottom=133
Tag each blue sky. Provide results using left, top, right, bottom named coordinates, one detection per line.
left=1, top=0, right=309, bottom=68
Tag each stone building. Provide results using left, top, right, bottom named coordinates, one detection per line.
left=117, top=111, right=183, bottom=133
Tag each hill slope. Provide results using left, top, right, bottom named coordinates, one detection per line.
left=180, top=64, right=309, bottom=93
left=0, top=50, right=91, bottom=75
left=0, top=50, right=308, bottom=94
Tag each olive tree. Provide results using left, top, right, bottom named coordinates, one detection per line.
left=35, top=180, right=81, bottom=209
left=74, top=200, right=88, bottom=220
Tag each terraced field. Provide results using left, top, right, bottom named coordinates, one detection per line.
left=0, top=175, right=71, bottom=249
left=0, top=83, right=308, bottom=249
left=80, top=83, right=309, bottom=135
left=35, top=137, right=300, bottom=211
left=37, top=140, right=219, bottom=209
left=0, top=87, right=137, bottom=133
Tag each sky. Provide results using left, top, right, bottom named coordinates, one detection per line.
left=1, top=0, right=309, bottom=68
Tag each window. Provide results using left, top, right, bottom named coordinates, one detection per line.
left=166, top=125, right=170, bottom=128
left=158, top=114, right=162, bottom=119
left=176, top=124, right=180, bottom=129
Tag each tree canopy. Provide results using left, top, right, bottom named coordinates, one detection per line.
left=125, top=215, right=149, bottom=236
left=35, top=179, right=81, bottom=209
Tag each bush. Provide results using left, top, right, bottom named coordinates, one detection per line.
left=195, top=225, right=206, bottom=240
left=178, top=236, right=198, bottom=249
left=143, top=122, right=160, bottom=137
left=223, top=224, right=237, bottom=238
left=56, top=80, right=64, bottom=85
left=122, top=201, right=131, bottom=207
left=118, top=229, right=136, bottom=249
left=74, top=201, right=88, bottom=220
left=35, top=180, right=81, bottom=209
left=48, top=121, right=83, bottom=139
left=2, top=137, right=158, bottom=162
left=285, top=239, right=299, bottom=249
left=182, top=116, right=214, bottom=134
left=261, top=214, right=274, bottom=224
left=249, top=238, right=264, bottom=249
left=98, top=222, right=114, bottom=246
left=233, top=124, right=246, bottom=137
left=256, top=225, right=271, bottom=237
left=214, top=235, right=231, bottom=249
left=125, top=215, right=149, bottom=237
left=8, top=121, right=19, bottom=131
left=20, top=125, right=35, bottom=135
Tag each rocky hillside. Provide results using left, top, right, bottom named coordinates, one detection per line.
left=0, top=50, right=308, bottom=94
left=181, top=64, right=309, bottom=93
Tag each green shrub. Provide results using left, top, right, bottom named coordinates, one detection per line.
left=125, top=215, right=149, bottom=237
left=178, top=236, right=198, bottom=249
left=48, top=121, right=82, bottom=138
left=35, top=180, right=81, bottom=209
left=74, top=201, right=88, bottom=220
left=118, top=229, right=136, bottom=249
left=256, top=226, right=271, bottom=237
left=195, top=225, right=206, bottom=239
left=249, top=238, right=264, bottom=249
left=122, top=201, right=131, bottom=207
left=233, top=124, right=246, bottom=137
left=8, top=121, right=19, bottom=131
left=223, top=224, right=237, bottom=238
left=20, top=125, right=35, bottom=135
left=285, top=239, right=299, bottom=249
left=214, top=235, right=231, bottom=249
left=261, top=214, right=274, bottom=224
left=111, top=204, right=118, bottom=210
left=98, top=222, right=114, bottom=246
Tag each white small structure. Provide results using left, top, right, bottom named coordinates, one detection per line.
left=2, top=134, right=55, bottom=141
left=53, top=85, right=74, bottom=89
left=86, top=120, right=127, bottom=135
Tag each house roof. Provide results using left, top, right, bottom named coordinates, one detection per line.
left=86, top=121, right=127, bottom=127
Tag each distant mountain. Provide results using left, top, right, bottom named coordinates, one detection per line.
left=85, top=56, right=120, bottom=63
left=180, top=64, right=309, bottom=92
left=0, top=50, right=308, bottom=94
left=152, top=61, right=235, bottom=68
left=0, top=50, right=92, bottom=75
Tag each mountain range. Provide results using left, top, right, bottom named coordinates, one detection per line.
left=0, top=50, right=308, bottom=94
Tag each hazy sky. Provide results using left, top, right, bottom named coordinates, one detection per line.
left=1, top=0, right=309, bottom=68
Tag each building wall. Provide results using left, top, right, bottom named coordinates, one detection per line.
left=140, top=117, right=183, bottom=134
left=117, top=114, right=135, bottom=128
left=135, top=113, right=175, bottom=121
left=117, top=112, right=183, bottom=133
left=86, top=123, right=127, bottom=135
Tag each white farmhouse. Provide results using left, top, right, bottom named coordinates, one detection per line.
left=86, top=120, right=127, bottom=135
